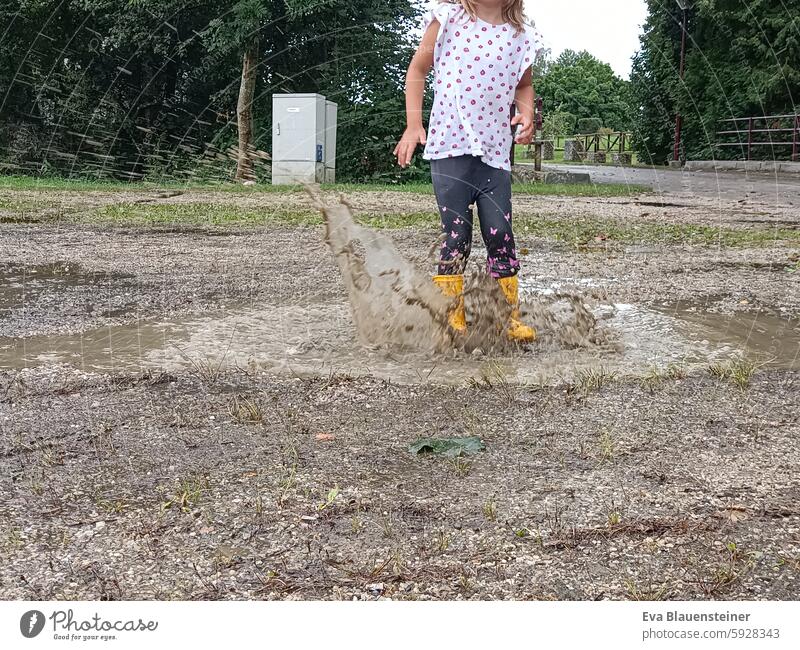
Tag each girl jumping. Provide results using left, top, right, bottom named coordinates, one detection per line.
left=394, top=0, right=542, bottom=342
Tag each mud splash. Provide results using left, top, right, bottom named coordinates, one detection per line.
left=316, top=194, right=454, bottom=351
left=315, top=194, right=599, bottom=355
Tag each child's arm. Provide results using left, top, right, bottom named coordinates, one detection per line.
left=393, top=20, right=439, bottom=168
left=511, top=67, right=535, bottom=145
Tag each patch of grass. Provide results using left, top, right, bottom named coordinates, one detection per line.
left=776, top=553, right=800, bottom=572
left=173, top=349, right=229, bottom=384
left=378, top=511, right=397, bottom=539
left=449, top=456, right=472, bottom=477
left=317, top=485, right=340, bottom=511
left=469, top=360, right=517, bottom=404
left=40, top=445, right=65, bottom=467
left=0, top=196, right=58, bottom=211
left=598, top=428, right=616, bottom=462
left=641, top=363, right=687, bottom=391
left=276, top=409, right=303, bottom=508
left=350, top=514, right=363, bottom=534
left=512, top=182, right=649, bottom=197
left=641, top=366, right=666, bottom=392
left=694, top=541, right=757, bottom=597
left=665, top=363, right=688, bottom=380
left=707, top=356, right=758, bottom=390
left=624, top=578, right=669, bottom=601
left=3, top=527, right=23, bottom=551
left=97, top=498, right=128, bottom=514
left=482, top=498, right=497, bottom=522
left=227, top=394, right=264, bottom=424
left=162, top=474, right=209, bottom=513
left=433, top=529, right=451, bottom=552
left=82, top=201, right=446, bottom=229
left=0, top=173, right=645, bottom=198
left=575, top=366, right=616, bottom=394
left=10, top=182, right=797, bottom=249
left=517, top=215, right=800, bottom=248
left=86, top=202, right=321, bottom=226
left=0, top=175, right=306, bottom=193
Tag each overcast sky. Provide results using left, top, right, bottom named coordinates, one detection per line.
left=525, top=0, right=649, bottom=79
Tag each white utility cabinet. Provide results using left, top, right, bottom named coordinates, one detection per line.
left=272, top=93, right=337, bottom=184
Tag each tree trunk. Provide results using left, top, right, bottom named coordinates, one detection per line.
left=235, top=38, right=259, bottom=182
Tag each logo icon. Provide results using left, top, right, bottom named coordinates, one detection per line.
left=20, top=610, right=46, bottom=638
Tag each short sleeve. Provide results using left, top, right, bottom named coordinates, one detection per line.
left=518, top=23, right=545, bottom=77
left=422, top=1, right=460, bottom=34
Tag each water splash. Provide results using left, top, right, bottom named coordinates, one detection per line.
left=314, top=192, right=455, bottom=351
left=312, top=191, right=610, bottom=357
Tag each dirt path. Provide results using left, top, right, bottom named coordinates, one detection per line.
left=1, top=185, right=799, bottom=600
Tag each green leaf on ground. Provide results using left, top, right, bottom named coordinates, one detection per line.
left=408, top=436, right=485, bottom=458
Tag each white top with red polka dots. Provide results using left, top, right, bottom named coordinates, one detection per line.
left=422, top=2, right=543, bottom=171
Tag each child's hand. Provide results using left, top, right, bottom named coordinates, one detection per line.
left=512, top=113, right=534, bottom=144
left=393, top=126, right=427, bottom=168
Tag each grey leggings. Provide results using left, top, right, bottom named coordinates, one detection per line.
left=431, top=155, right=519, bottom=278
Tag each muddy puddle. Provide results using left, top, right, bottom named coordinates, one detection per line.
left=2, top=296, right=798, bottom=384
left=2, top=200, right=798, bottom=383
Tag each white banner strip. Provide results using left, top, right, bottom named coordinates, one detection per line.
left=3, top=601, right=798, bottom=649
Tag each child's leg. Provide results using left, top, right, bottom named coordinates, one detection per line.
left=431, top=157, right=477, bottom=275
left=473, top=162, right=518, bottom=278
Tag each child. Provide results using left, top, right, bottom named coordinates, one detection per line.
left=394, top=0, right=542, bottom=342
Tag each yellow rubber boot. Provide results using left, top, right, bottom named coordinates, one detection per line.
left=497, top=275, right=536, bottom=343
left=433, top=274, right=467, bottom=333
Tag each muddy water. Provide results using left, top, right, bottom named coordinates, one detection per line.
left=2, top=289, right=799, bottom=385
left=2, top=201, right=798, bottom=382
left=0, top=262, right=135, bottom=316
left=0, top=262, right=137, bottom=335
left=2, top=299, right=798, bottom=383
left=317, top=195, right=454, bottom=351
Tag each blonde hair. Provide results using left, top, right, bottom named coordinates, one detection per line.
left=442, top=0, right=527, bottom=34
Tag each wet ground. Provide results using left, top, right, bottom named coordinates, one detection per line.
left=1, top=182, right=799, bottom=600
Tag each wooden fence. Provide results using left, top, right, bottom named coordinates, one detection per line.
left=715, top=114, right=799, bottom=161
left=518, top=131, right=633, bottom=164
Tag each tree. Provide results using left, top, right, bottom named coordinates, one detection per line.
left=0, top=0, right=420, bottom=181
left=536, top=50, right=632, bottom=133
left=631, top=0, right=800, bottom=165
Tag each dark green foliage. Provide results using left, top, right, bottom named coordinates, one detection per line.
left=0, top=0, right=420, bottom=181
left=631, top=0, right=799, bottom=165
left=576, top=117, right=604, bottom=134
left=536, top=50, right=633, bottom=133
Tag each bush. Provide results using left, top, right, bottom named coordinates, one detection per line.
left=576, top=117, right=603, bottom=134
left=542, top=110, right=576, bottom=139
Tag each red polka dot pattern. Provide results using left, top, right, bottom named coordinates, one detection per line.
left=422, top=3, right=544, bottom=171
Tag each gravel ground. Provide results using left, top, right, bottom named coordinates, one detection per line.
left=1, top=184, right=799, bottom=600
left=1, top=366, right=798, bottom=600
